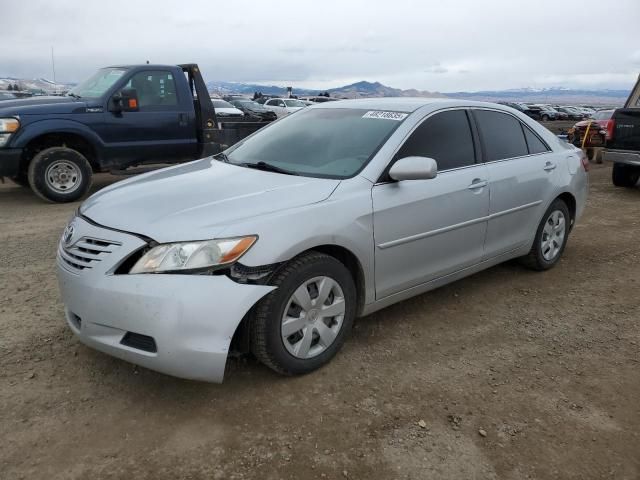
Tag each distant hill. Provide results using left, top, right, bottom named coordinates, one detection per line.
left=445, top=87, right=629, bottom=106
left=207, top=80, right=630, bottom=105
left=1, top=74, right=630, bottom=106
left=0, top=77, right=72, bottom=94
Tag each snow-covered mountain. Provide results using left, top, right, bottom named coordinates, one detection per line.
left=0, top=77, right=73, bottom=93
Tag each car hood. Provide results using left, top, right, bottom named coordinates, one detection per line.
left=81, top=158, right=341, bottom=242
left=0, top=96, right=90, bottom=116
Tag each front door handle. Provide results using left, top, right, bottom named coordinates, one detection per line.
left=544, top=162, right=557, bottom=172
left=468, top=179, right=488, bottom=190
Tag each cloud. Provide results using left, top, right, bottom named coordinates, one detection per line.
left=1, top=0, right=639, bottom=91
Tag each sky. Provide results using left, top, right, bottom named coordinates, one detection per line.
left=2, top=0, right=640, bottom=92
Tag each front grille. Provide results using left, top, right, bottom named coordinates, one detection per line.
left=59, top=237, right=121, bottom=271
left=120, top=332, right=157, bottom=353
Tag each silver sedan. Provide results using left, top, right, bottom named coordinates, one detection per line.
left=56, top=98, right=589, bottom=382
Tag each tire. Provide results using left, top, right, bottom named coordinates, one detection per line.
left=520, top=199, right=570, bottom=271
left=250, top=251, right=357, bottom=376
left=541, top=114, right=550, bottom=121
left=27, top=147, right=93, bottom=203
left=612, top=163, right=640, bottom=188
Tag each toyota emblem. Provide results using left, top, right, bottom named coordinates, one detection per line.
left=63, top=222, right=75, bottom=246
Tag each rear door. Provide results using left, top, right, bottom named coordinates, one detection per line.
left=372, top=109, right=490, bottom=298
left=98, top=69, right=197, bottom=166
left=473, top=109, right=557, bottom=258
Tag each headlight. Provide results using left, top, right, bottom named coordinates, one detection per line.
left=0, top=118, right=19, bottom=147
left=129, top=236, right=257, bottom=274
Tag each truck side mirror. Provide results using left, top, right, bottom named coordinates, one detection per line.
left=110, top=88, right=139, bottom=113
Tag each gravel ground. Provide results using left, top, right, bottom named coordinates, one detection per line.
left=1, top=164, right=639, bottom=480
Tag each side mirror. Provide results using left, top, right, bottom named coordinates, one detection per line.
left=389, top=156, right=438, bottom=181
left=110, top=88, right=139, bottom=113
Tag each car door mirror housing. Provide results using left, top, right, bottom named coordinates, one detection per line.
left=110, top=88, right=139, bottom=113
left=389, top=156, right=438, bottom=181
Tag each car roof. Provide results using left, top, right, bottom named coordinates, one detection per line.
left=309, top=97, right=516, bottom=113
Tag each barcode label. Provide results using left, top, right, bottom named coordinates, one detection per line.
left=362, top=111, right=408, bottom=121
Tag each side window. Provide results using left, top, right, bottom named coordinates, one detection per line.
left=123, top=70, right=178, bottom=109
left=522, top=125, right=550, bottom=154
left=276, top=100, right=285, bottom=107
left=396, top=110, right=475, bottom=171
left=474, top=110, right=529, bottom=161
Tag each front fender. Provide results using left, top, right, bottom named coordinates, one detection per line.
left=10, top=118, right=104, bottom=155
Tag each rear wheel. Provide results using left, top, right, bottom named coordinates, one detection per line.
left=250, top=251, right=356, bottom=376
left=27, top=147, right=93, bottom=203
left=612, top=163, right=640, bottom=188
left=520, top=199, right=570, bottom=271
left=541, top=114, right=550, bottom=121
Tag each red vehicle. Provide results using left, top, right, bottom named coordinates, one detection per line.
left=567, top=109, right=615, bottom=147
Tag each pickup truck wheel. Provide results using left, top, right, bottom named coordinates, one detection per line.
left=27, top=147, right=93, bottom=203
left=612, top=163, right=640, bottom=188
left=250, top=251, right=356, bottom=376
left=520, top=199, right=570, bottom=271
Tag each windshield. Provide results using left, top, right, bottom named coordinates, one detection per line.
left=225, top=108, right=405, bottom=179
left=235, top=100, right=266, bottom=110
left=69, top=68, right=126, bottom=98
left=593, top=110, right=613, bottom=120
left=284, top=99, right=306, bottom=108
left=212, top=99, right=235, bottom=109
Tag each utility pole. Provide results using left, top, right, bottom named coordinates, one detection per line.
left=51, top=46, right=57, bottom=85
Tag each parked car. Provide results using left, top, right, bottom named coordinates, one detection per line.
left=226, top=98, right=277, bottom=121
left=262, top=98, right=307, bottom=117
left=0, top=92, right=19, bottom=101
left=576, top=106, right=596, bottom=117
left=56, top=98, right=588, bottom=382
left=300, top=96, right=339, bottom=103
left=527, top=105, right=559, bottom=121
left=497, top=101, right=540, bottom=120
left=554, top=106, right=585, bottom=120
left=0, top=64, right=265, bottom=202
left=603, top=74, right=640, bottom=187
left=210, top=98, right=245, bottom=119
left=567, top=109, right=615, bottom=146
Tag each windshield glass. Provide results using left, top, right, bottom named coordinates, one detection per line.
left=225, top=108, right=405, bottom=179
left=69, top=68, right=126, bottom=98
left=284, top=99, right=306, bottom=108
left=235, top=100, right=266, bottom=110
left=593, top=110, right=613, bottom=120
left=212, top=99, right=235, bottom=109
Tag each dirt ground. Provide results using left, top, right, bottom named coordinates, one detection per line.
left=1, top=164, right=639, bottom=480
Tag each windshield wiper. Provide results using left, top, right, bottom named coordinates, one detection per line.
left=67, top=92, right=82, bottom=99
left=241, top=161, right=299, bottom=176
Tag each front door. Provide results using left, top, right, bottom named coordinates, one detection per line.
left=372, top=109, right=490, bottom=299
left=98, top=69, right=197, bottom=167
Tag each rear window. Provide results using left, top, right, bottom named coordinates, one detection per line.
left=474, top=110, right=529, bottom=161
left=593, top=110, right=613, bottom=120
left=522, top=126, right=550, bottom=154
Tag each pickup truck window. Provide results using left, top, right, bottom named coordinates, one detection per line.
left=69, top=68, right=126, bottom=98
left=120, top=71, right=178, bottom=109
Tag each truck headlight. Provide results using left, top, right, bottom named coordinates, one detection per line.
left=129, top=236, right=257, bottom=274
left=0, top=118, right=20, bottom=147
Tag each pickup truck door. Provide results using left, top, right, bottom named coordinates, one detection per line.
left=97, top=69, right=198, bottom=168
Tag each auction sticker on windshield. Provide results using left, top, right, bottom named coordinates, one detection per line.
left=362, top=111, right=408, bottom=121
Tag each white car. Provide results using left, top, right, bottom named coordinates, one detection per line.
left=211, top=99, right=245, bottom=118
left=263, top=98, right=307, bottom=117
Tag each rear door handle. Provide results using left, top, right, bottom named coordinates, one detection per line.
left=468, top=179, right=488, bottom=190
left=544, top=162, right=557, bottom=171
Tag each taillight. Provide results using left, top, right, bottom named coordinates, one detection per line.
left=605, top=119, right=615, bottom=141
left=580, top=150, right=589, bottom=172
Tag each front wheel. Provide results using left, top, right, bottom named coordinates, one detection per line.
left=541, top=114, right=550, bottom=121
left=520, top=199, right=570, bottom=271
left=27, top=147, right=93, bottom=203
left=250, top=251, right=356, bottom=376
left=612, top=163, right=640, bottom=188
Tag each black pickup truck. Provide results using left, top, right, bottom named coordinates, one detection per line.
left=0, top=64, right=265, bottom=202
left=603, top=74, right=640, bottom=188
